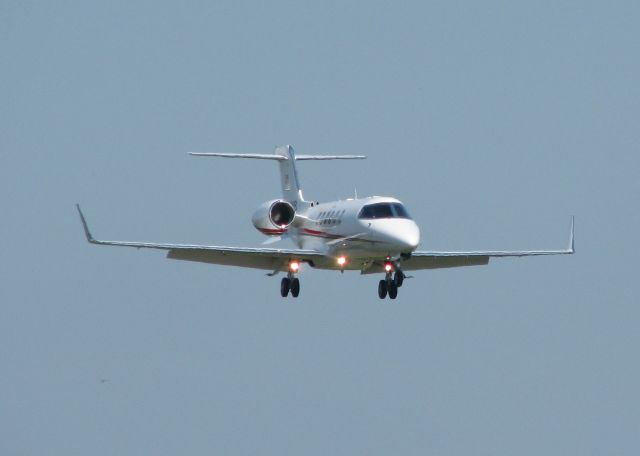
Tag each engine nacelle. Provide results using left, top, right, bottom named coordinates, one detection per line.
left=251, top=199, right=296, bottom=235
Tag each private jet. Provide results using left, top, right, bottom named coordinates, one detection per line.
left=77, top=145, right=574, bottom=299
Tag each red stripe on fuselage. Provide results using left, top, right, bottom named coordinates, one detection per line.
left=302, top=228, right=385, bottom=244
left=259, top=227, right=287, bottom=235
left=301, top=228, right=343, bottom=239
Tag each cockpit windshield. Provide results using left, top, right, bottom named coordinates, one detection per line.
left=358, top=203, right=412, bottom=220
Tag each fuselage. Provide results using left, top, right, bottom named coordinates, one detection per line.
left=289, top=196, right=421, bottom=266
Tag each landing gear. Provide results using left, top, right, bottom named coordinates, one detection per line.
left=378, top=264, right=405, bottom=299
left=388, top=280, right=398, bottom=299
left=378, top=280, right=388, bottom=299
left=280, top=277, right=290, bottom=297
left=290, top=278, right=300, bottom=297
left=394, top=270, right=404, bottom=287
left=281, top=268, right=300, bottom=298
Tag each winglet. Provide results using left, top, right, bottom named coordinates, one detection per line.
left=568, top=216, right=575, bottom=253
left=76, top=204, right=95, bottom=243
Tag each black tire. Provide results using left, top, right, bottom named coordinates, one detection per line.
left=280, top=277, right=290, bottom=297
left=378, top=280, right=388, bottom=299
left=394, top=270, right=404, bottom=287
left=388, top=281, right=398, bottom=299
left=290, top=278, right=300, bottom=297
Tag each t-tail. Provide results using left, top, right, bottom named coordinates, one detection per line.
left=274, top=145, right=303, bottom=203
left=189, top=145, right=366, bottom=205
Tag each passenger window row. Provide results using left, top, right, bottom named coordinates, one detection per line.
left=316, top=209, right=346, bottom=226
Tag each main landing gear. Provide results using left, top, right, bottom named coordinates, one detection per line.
left=378, top=269, right=405, bottom=300
left=280, top=260, right=301, bottom=298
left=280, top=274, right=300, bottom=298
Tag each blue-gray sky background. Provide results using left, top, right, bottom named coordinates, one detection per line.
left=2, top=1, right=638, bottom=454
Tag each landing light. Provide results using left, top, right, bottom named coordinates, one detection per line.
left=337, top=256, right=347, bottom=267
left=289, top=261, right=300, bottom=272
left=384, top=262, right=394, bottom=272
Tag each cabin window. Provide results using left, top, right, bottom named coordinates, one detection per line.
left=391, top=203, right=411, bottom=219
left=358, top=203, right=412, bottom=220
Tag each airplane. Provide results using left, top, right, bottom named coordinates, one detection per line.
left=77, top=145, right=574, bottom=299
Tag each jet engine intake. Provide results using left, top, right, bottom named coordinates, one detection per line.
left=252, top=200, right=296, bottom=235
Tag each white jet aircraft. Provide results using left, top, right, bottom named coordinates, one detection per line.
left=77, top=145, right=574, bottom=299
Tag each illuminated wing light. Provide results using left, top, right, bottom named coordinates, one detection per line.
left=289, top=261, right=300, bottom=272
left=337, top=256, right=347, bottom=267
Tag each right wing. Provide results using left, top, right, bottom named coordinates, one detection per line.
left=402, top=217, right=575, bottom=271
left=76, top=205, right=324, bottom=271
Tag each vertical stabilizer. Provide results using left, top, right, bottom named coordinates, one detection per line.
left=274, top=145, right=305, bottom=204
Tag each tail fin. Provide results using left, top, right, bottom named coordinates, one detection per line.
left=274, top=145, right=304, bottom=203
left=189, top=145, right=366, bottom=204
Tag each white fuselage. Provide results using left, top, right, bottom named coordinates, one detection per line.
left=286, top=196, right=421, bottom=267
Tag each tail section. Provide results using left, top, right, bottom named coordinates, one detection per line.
left=274, top=145, right=303, bottom=204
left=189, top=145, right=366, bottom=205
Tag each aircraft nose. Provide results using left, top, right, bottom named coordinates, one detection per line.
left=378, top=220, right=420, bottom=251
left=363, top=219, right=421, bottom=252
left=399, top=222, right=420, bottom=251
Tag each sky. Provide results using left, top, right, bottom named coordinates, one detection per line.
left=1, top=0, right=639, bottom=454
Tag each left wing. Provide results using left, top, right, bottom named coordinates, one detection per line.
left=76, top=205, right=323, bottom=271
left=402, top=217, right=575, bottom=271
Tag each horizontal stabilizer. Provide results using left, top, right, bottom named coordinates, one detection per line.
left=189, top=153, right=286, bottom=160
left=189, top=146, right=366, bottom=203
left=189, top=153, right=366, bottom=161
left=295, top=155, right=366, bottom=160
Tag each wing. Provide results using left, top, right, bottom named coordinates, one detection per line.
left=402, top=217, right=575, bottom=271
left=76, top=205, right=323, bottom=271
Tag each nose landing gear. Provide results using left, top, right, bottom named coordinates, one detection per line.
left=378, top=279, right=388, bottom=299
left=377, top=265, right=405, bottom=299
left=290, top=277, right=300, bottom=297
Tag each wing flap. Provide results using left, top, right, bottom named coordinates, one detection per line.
left=402, top=255, right=490, bottom=271
left=167, top=249, right=287, bottom=270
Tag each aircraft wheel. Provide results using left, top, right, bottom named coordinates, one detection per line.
left=394, top=270, right=404, bottom=287
left=388, top=281, right=398, bottom=299
left=290, top=278, right=300, bottom=297
left=280, top=277, right=290, bottom=297
left=378, top=280, right=388, bottom=299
